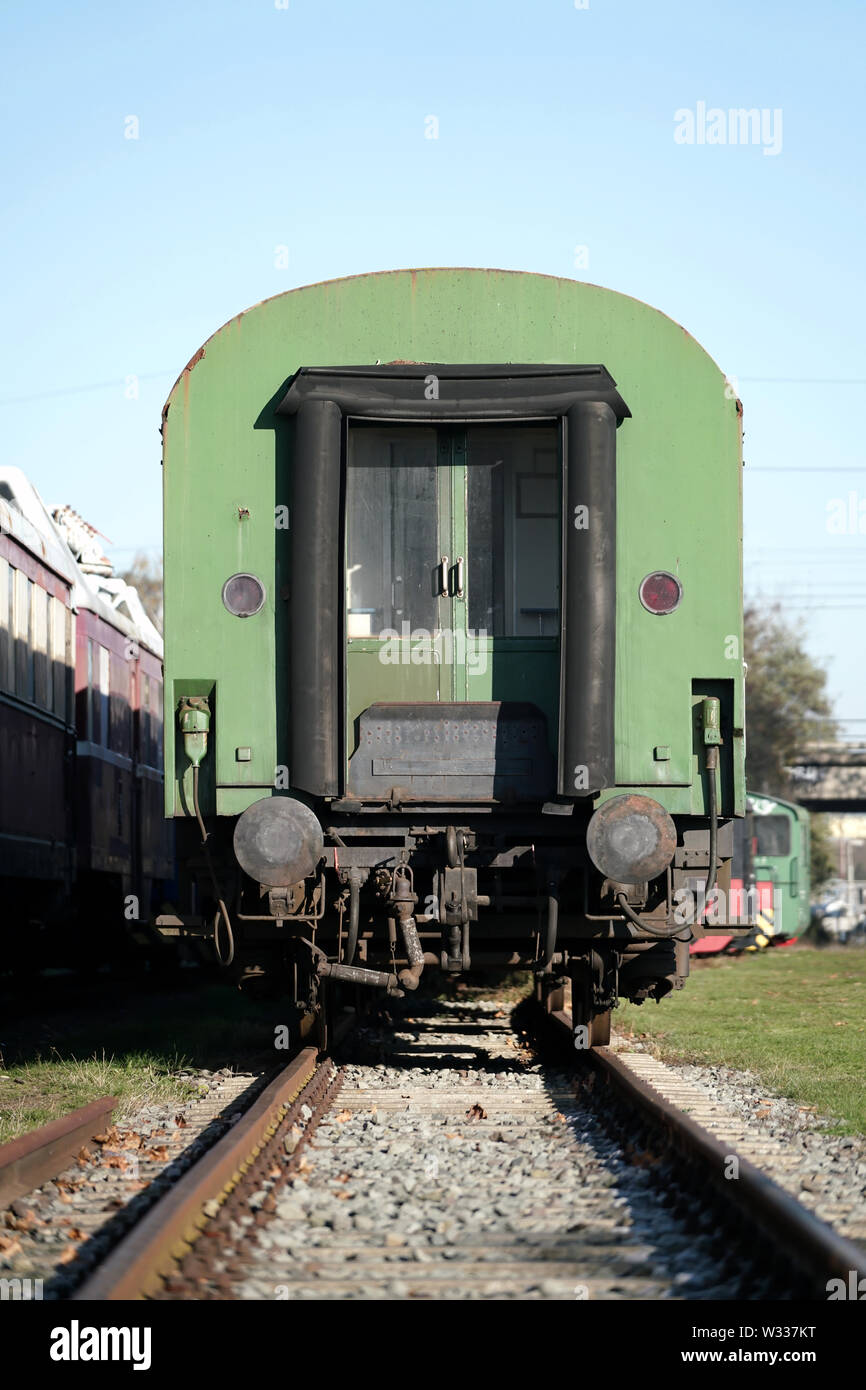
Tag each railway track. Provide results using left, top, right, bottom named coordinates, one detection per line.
left=69, top=998, right=866, bottom=1302
left=0, top=1097, right=116, bottom=1208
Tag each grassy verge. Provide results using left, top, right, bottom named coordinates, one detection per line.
left=0, top=980, right=285, bottom=1145
left=615, top=945, right=866, bottom=1135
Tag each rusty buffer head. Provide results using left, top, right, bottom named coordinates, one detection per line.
left=233, top=796, right=324, bottom=888
left=586, top=794, right=677, bottom=885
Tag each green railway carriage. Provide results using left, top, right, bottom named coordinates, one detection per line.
left=748, top=792, right=812, bottom=944
left=161, top=268, right=746, bottom=1043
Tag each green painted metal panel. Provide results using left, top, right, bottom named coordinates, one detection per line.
left=163, top=269, right=743, bottom=820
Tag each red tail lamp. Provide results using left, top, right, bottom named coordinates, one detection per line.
left=639, top=571, right=682, bottom=615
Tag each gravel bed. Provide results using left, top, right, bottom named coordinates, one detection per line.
left=611, top=1032, right=866, bottom=1241
left=0, top=1065, right=272, bottom=1297
left=215, top=1002, right=773, bottom=1300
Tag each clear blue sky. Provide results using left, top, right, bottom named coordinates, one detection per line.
left=2, top=0, right=864, bottom=723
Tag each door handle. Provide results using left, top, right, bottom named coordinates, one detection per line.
left=437, top=556, right=449, bottom=596
left=454, top=556, right=464, bottom=598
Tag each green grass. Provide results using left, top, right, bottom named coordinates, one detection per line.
left=0, top=1052, right=199, bottom=1146
left=615, top=945, right=866, bottom=1135
left=0, top=981, right=286, bottom=1146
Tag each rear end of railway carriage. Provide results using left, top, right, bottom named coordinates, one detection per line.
left=161, top=269, right=746, bottom=1043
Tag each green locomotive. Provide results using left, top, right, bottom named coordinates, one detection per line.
left=161, top=269, right=746, bottom=1043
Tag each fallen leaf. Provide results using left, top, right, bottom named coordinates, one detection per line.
left=66, top=1227, right=87, bottom=1242
left=116, top=1132, right=144, bottom=1150
left=0, top=1234, right=22, bottom=1256
left=104, top=1154, right=129, bottom=1171
left=91, top=1126, right=120, bottom=1147
left=174, top=1114, right=188, bottom=1128
left=755, top=1107, right=771, bottom=1119
left=58, top=1246, right=78, bottom=1265
left=145, top=1146, right=169, bottom=1162
left=466, top=1104, right=486, bottom=1122
left=334, top=1110, right=352, bottom=1123
left=76, top=1146, right=92, bottom=1164
left=5, top=1211, right=38, bottom=1232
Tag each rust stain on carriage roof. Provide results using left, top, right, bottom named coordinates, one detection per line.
left=183, top=346, right=206, bottom=374
left=161, top=269, right=727, bottom=424
left=162, top=345, right=206, bottom=426
left=181, top=346, right=206, bottom=408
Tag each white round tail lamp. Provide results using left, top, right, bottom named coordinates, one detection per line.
left=222, top=573, right=266, bottom=617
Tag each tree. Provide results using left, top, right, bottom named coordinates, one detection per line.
left=744, top=602, right=836, bottom=794
left=743, top=602, right=836, bottom=891
left=809, top=815, right=836, bottom=891
left=120, top=551, right=163, bottom=633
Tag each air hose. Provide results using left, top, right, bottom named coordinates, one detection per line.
left=192, top=764, right=235, bottom=967
left=702, top=696, right=721, bottom=912
left=615, top=697, right=721, bottom=942
left=179, top=697, right=235, bottom=967
left=614, top=890, right=691, bottom=941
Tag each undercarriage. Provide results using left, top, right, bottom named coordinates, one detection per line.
left=162, top=806, right=735, bottom=1046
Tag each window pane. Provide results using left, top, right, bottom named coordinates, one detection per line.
left=142, top=673, right=151, bottom=765
left=99, top=645, right=110, bottom=747
left=51, top=598, right=66, bottom=716
left=155, top=678, right=163, bottom=762
left=13, top=572, right=32, bottom=699
left=467, top=425, right=560, bottom=636
left=0, top=557, right=9, bottom=692
left=347, top=427, right=439, bottom=636
left=754, top=815, right=791, bottom=857
left=32, top=584, right=49, bottom=708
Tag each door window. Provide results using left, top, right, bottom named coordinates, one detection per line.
left=345, top=421, right=561, bottom=734
left=346, top=426, right=439, bottom=637
left=466, top=426, right=560, bottom=636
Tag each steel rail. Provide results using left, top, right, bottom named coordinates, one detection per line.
left=550, top=1009, right=866, bottom=1292
left=0, top=1096, right=116, bottom=1207
left=73, top=1050, right=320, bottom=1301
left=72, top=1006, right=360, bottom=1301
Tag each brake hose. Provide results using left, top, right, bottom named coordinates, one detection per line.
left=192, top=763, right=235, bottom=967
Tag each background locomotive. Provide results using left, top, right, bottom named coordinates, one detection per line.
left=691, top=791, right=812, bottom=956
left=160, top=268, right=746, bottom=1043
left=0, top=467, right=172, bottom=967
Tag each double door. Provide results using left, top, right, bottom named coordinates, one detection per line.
left=345, top=420, right=561, bottom=745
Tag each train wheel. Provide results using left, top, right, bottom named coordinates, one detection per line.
left=545, top=982, right=567, bottom=1014
left=590, top=1010, right=611, bottom=1046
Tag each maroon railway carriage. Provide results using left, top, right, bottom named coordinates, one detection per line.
left=69, top=545, right=171, bottom=928
left=0, top=469, right=172, bottom=965
left=0, top=474, right=76, bottom=952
